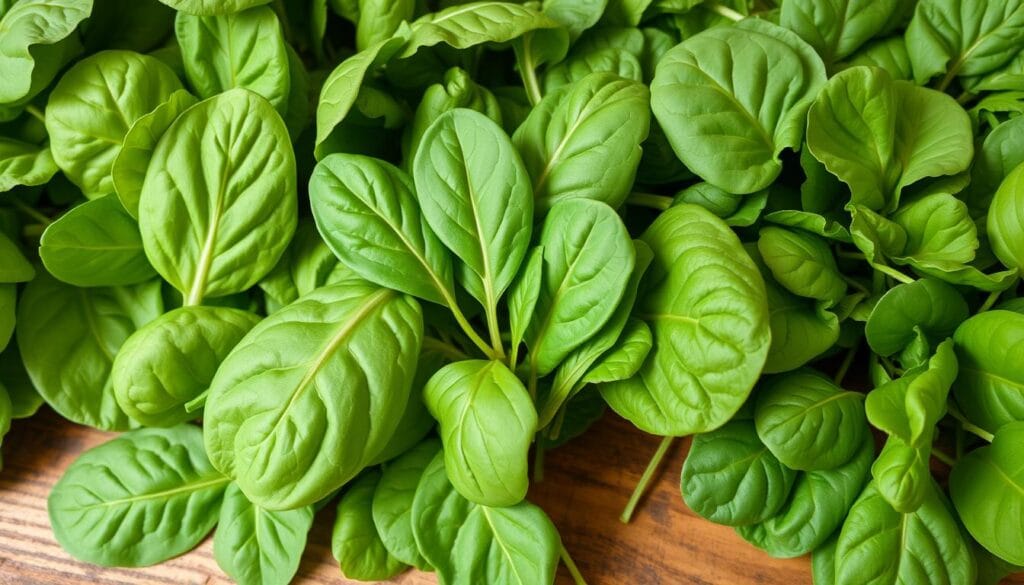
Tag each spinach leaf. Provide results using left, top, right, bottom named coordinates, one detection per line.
left=333, top=470, right=408, bottom=581
left=952, top=310, right=1024, bottom=432
left=988, top=161, right=1024, bottom=271
left=0, top=0, right=92, bottom=105
left=49, top=425, right=229, bottom=566
left=780, top=0, right=905, bottom=64
left=372, top=438, right=441, bottom=569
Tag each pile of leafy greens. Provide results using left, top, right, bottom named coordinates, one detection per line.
left=1, top=0, right=1023, bottom=583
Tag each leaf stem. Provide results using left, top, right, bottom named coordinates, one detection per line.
left=560, top=543, right=588, bottom=585
left=447, top=300, right=500, bottom=360
left=947, top=405, right=994, bottom=443
left=626, top=192, right=673, bottom=211
left=840, top=275, right=870, bottom=294
left=874, top=263, right=914, bottom=284
left=834, top=346, right=857, bottom=385
left=977, top=290, right=1001, bottom=313
left=422, top=336, right=470, bottom=361
left=931, top=448, right=956, bottom=467
left=485, top=303, right=506, bottom=359
left=620, top=436, right=675, bottom=524
left=836, top=249, right=866, bottom=261
left=879, top=355, right=902, bottom=378
left=517, top=34, right=543, bottom=107
left=709, top=3, right=746, bottom=21
left=8, top=197, right=51, bottom=226
left=25, top=104, right=46, bottom=124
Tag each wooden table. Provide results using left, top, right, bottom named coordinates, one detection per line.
left=0, top=408, right=1016, bottom=584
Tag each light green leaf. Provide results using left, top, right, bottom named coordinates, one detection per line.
left=333, top=471, right=408, bottom=581
left=514, top=72, right=650, bottom=211
left=40, top=194, right=155, bottom=287
left=0, top=0, right=92, bottom=104
left=203, top=283, right=422, bottom=510
left=651, top=20, right=826, bottom=194
left=0, top=231, right=34, bottom=282
left=755, top=370, right=867, bottom=471
left=528, top=199, right=634, bottom=376
left=49, top=425, right=229, bottom=566
left=508, top=245, right=543, bottom=361
left=989, top=162, right=1024, bottom=272
left=411, top=452, right=561, bottom=585
left=111, top=90, right=198, bottom=218
left=372, top=438, right=440, bottom=569
left=214, top=483, right=314, bottom=585
left=601, top=204, right=770, bottom=436
left=0, top=136, right=58, bottom=192
left=139, top=89, right=297, bottom=303
left=806, top=66, right=973, bottom=212
left=841, top=36, right=913, bottom=79
left=356, top=0, right=414, bottom=51
left=157, top=0, right=271, bottom=15
left=17, top=274, right=162, bottom=430
left=780, top=0, right=905, bottom=64
left=891, top=193, right=978, bottom=265
left=425, top=359, right=536, bottom=507
left=46, top=50, right=183, bottom=199
left=952, top=310, right=1024, bottom=432
left=864, top=279, right=967, bottom=356
left=581, top=319, right=652, bottom=385
left=309, top=154, right=453, bottom=306
left=175, top=7, right=290, bottom=112
left=758, top=226, right=846, bottom=305
left=399, top=1, right=557, bottom=58
left=112, top=306, right=259, bottom=427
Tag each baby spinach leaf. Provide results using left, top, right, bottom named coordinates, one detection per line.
left=864, top=279, right=967, bottom=357
left=758, top=226, right=846, bottom=306
left=39, top=194, right=155, bottom=287
left=601, top=204, right=770, bottom=436
left=580, top=318, right=653, bottom=385
left=372, top=438, right=441, bottom=569
left=111, top=89, right=199, bottom=218
left=139, top=89, right=297, bottom=304
left=214, top=483, right=314, bottom=585
left=988, top=161, right=1024, bottom=272
left=737, top=434, right=873, bottom=558
left=0, top=230, right=35, bottom=283
left=424, top=359, right=536, bottom=507
left=366, top=350, right=440, bottom=467
left=258, top=221, right=350, bottom=312
left=780, top=0, right=905, bottom=64
left=411, top=452, right=561, bottom=585
left=952, top=310, right=1024, bottom=432
left=755, top=370, right=867, bottom=471
left=0, top=342, right=43, bottom=419
left=0, top=0, right=92, bottom=104
left=399, top=1, right=557, bottom=58
left=49, top=425, right=229, bottom=567
left=513, top=72, right=650, bottom=211
left=543, top=47, right=643, bottom=92
left=964, top=115, right=1024, bottom=217
left=17, top=274, right=162, bottom=430
left=46, top=50, right=183, bottom=199
left=834, top=481, right=976, bottom=585
left=413, top=108, right=533, bottom=320
left=905, top=0, right=1024, bottom=88
left=157, top=0, right=272, bottom=16
left=763, top=280, right=841, bottom=374
left=0, top=134, right=58, bottom=192
left=333, top=470, right=408, bottom=581
left=651, top=20, right=826, bottom=194
left=112, top=306, right=259, bottom=427
left=507, top=245, right=543, bottom=364
left=806, top=66, right=973, bottom=212
left=309, top=153, right=454, bottom=306
left=890, top=192, right=978, bottom=265
left=203, top=282, right=422, bottom=510
left=175, top=6, right=290, bottom=113
left=950, top=421, right=1024, bottom=566
left=681, top=420, right=798, bottom=527
left=840, top=36, right=913, bottom=79
left=528, top=199, right=634, bottom=376
left=355, top=0, right=415, bottom=52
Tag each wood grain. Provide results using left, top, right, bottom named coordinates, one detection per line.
left=0, top=408, right=1019, bottom=584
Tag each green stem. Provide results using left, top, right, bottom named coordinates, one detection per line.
left=956, top=91, right=975, bottom=105
left=947, top=406, right=995, bottom=442
left=879, top=355, right=902, bottom=378
left=485, top=303, right=506, bottom=359
left=836, top=249, right=866, bottom=261
left=8, top=198, right=51, bottom=226
left=709, top=3, right=745, bottom=21
left=517, top=34, right=543, bottom=107
left=626, top=193, right=673, bottom=211
left=936, top=65, right=960, bottom=93
left=874, top=263, right=915, bottom=284
left=25, top=104, right=46, bottom=124
left=977, top=290, right=1001, bottom=313
left=533, top=443, right=545, bottom=483
left=834, top=346, right=857, bottom=386
left=620, top=436, right=675, bottom=524
left=527, top=355, right=539, bottom=401
left=561, top=544, right=588, bottom=585
left=841, top=275, right=869, bottom=294
left=422, top=336, right=470, bottom=361
left=931, top=448, right=956, bottom=467
left=447, top=299, right=500, bottom=360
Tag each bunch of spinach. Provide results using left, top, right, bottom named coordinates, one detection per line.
left=2, top=0, right=1024, bottom=584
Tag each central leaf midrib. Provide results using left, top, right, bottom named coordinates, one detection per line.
left=86, top=474, right=229, bottom=509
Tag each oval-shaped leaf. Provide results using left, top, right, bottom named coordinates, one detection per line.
left=40, top=194, right=155, bottom=287
left=513, top=72, right=650, bottom=211
left=372, top=438, right=441, bottom=569
left=0, top=136, right=58, bottom=192
left=758, top=226, right=846, bottom=305
left=204, top=282, right=422, bottom=509
left=399, top=1, right=556, bottom=57
left=989, top=162, right=1024, bottom=272
left=755, top=370, right=867, bottom=471
left=49, top=425, right=229, bottom=567
left=214, top=483, right=314, bottom=585
left=650, top=20, right=826, bottom=194
left=411, top=452, right=561, bottom=585
left=601, top=204, right=770, bottom=436
left=953, top=310, right=1024, bottom=432
left=139, top=89, right=297, bottom=303
left=46, top=50, right=183, bottom=199
left=16, top=274, right=162, bottom=430
left=112, top=306, right=259, bottom=427
left=333, top=471, right=408, bottom=581
left=681, top=420, right=798, bottom=527
left=0, top=0, right=92, bottom=104
left=425, top=359, right=536, bottom=507
left=781, top=0, right=905, bottom=64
